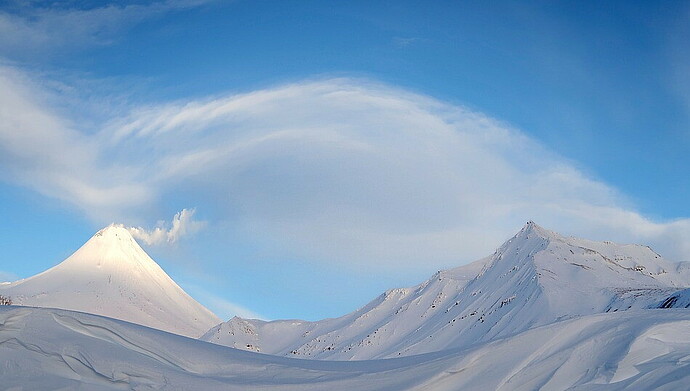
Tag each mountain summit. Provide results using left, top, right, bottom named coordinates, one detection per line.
left=203, top=221, right=690, bottom=359
left=0, top=225, right=220, bottom=338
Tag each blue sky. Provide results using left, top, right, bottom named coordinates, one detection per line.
left=1, top=0, right=689, bottom=321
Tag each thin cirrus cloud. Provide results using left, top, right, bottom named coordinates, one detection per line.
left=0, top=0, right=215, bottom=57
left=0, top=65, right=152, bottom=223
left=1, top=64, right=689, bottom=270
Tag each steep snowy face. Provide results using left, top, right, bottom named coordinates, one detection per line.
left=0, top=225, right=220, bottom=338
left=202, top=222, right=690, bottom=359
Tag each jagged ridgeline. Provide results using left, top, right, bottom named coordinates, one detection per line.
left=202, top=222, right=690, bottom=359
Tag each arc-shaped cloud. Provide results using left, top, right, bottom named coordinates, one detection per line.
left=1, top=66, right=688, bottom=269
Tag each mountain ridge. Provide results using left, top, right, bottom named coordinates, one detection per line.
left=202, top=221, right=690, bottom=359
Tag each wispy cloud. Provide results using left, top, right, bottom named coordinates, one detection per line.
left=106, top=79, right=690, bottom=266
left=393, top=36, right=425, bottom=48
left=0, top=64, right=152, bottom=222
left=1, top=68, right=689, bottom=270
left=0, top=0, right=215, bottom=57
left=128, top=209, right=205, bottom=245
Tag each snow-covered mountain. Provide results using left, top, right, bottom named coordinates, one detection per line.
left=3, top=222, right=690, bottom=389
left=0, top=225, right=220, bottom=338
left=202, top=222, right=690, bottom=359
left=3, top=305, right=690, bottom=390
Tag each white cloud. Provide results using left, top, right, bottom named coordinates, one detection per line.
left=0, top=0, right=215, bottom=57
left=1, top=69, right=689, bottom=271
left=0, top=65, right=152, bottom=222
left=128, top=209, right=205, bottom=245
left=106, top=79, right=690, bottom=266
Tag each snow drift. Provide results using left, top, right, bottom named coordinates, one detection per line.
left=2, top=306, right=690, bottom=390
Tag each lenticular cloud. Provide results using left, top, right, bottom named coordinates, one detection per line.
left=1, top=68, right=689, bottom=268
left=107, top=79, right=690, bottom=266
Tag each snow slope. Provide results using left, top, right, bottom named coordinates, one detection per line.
left=0, top=225, right=219, bottom=338
left=2, top=305, right=690, bottom=390
left=203, top=222, right=690, bottom=359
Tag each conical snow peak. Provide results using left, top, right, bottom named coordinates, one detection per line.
left=0, top=223, right=220, bottom=337
left=93, top=224, right=137, bottom=242
left=65, top=224, right=155, bottom=271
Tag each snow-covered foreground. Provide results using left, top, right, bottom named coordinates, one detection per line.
left=2, top=306, right=690, bottom=390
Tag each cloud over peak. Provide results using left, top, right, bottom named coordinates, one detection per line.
left=1, top=67, right=689, bottom=270
left=128, top=209, right=205, bottom=246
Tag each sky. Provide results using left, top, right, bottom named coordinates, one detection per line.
left=1, top=0, right=689, bottom=321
